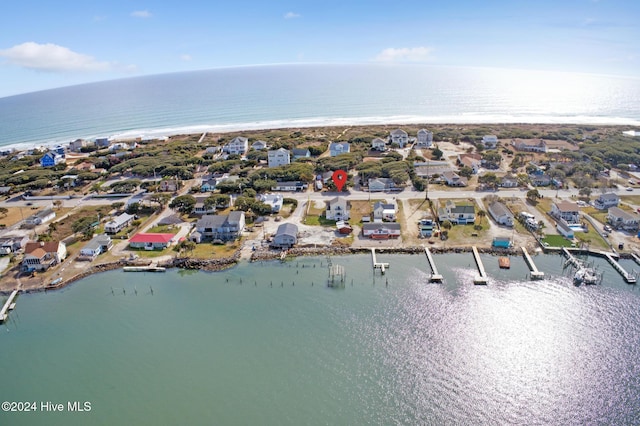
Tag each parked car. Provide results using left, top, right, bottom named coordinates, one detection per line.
left=627, top=187, right=634, bottom=191
left=604, top=225, right=612, bottom=232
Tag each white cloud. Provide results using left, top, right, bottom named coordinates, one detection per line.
left=284, top=12, right=300, bottom=19
left=0, top=42, right=112, bottom=72
left=131, top=10, right=152, bottom=18
left=374, top=47, right=434, bottom=63
left=180, top=54, right=192, bottom=61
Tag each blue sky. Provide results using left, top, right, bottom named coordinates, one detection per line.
left=0, top=0, right=638, bottom=97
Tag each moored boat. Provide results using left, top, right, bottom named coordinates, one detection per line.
left=498, top=257, right=510, bottom=269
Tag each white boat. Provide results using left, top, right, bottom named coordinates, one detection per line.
left=574, top=267, right=599, bottom=285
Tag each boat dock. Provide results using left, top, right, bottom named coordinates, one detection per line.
left=371, top=248, right=389, bottom=274
left=604, top=253, right=637, bottom=284
left=471, top=247, right=488, bottom=285
left=561, top=248, right=581, bottom=268
left=631, top=253, right=640, bottom=266
left=522, top=247, right=545, bottom=280
left=424, top=247, right=443, bottom=282
left=0, top=290, right=19, bottom=323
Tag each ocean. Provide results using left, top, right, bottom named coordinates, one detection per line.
left=0, top=64, right=639, bottom=149
left=2, top=253, right=640, bottom=425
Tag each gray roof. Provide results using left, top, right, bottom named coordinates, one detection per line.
left=374, top=201, right=394, bottom=209
left=276, top=223, right=298, bottom=237
left=451, top=205, right=475, bottom=214
left=196, top=215, right=228, bottom=228
left=274, top=181, right=303, bottom=186
left=158, top=214, right=184, bottom=225
left=35, top=208, right=55, bottom=219
left=292, top=148, right=310, bottom=156
left=608, top=207, right=638, bottom=221
left=107, top=212, right=134, bottom=227
left=488, top=202, right=513, bottom=218
left=598, top=193, right=619, bottom=201
left=82, top=234, right=111, bottom=251
left=557, top=221, right=573, bottom=233
left=363, top=223, right=401, bottom=231
left=391, top=129, right=408, bottom=136
left=228, top=211, right=244, bottom=225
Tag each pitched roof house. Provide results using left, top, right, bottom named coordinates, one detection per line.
left=129, top=233, right=174, bottom=250
left=442, top=171, right=468, bottom=187
left=372, top=138, right=387, bottom=151
left=272, top=223, right=298, bottom=248
left=326, top=197, right=351, bottom=221
left=390, top=129, right=409, bottom=148
left=607, top=207, right=640, bottom=231
left=368, top=177, right=394, bottom=192
left=223, top=136, right=249, bottom=155
left=594, top=193, right=620, bottom=210
left=193, top=212, right=245, bottom=242
left=362, top=223, right=401, bottom=239
left=21, top=241, right=67, bottom=272
left=416, top=129, right=433, bottom=148
left=40, top=152, right=65, bottom=167
left=292, top=148, right=311, bottom=159
left=79, top=234, right=113, bottom=259
left=251, top=140, right=268, bottom=151
left=488, top=202, right=514, bottom=227
left=329, top=142, right=350, bottom=157
left=24, top=208, right=56, bottom=227
left=438, top=201, right=476, bottom=225
left=267, top=148, right=291, bottom=168
left=373, top=201, right=397, bottom=222
left=104, top=213, right=134, bottom=234
left=551, top=201, right=580, bottom=224
left=481, top=135, right=499, bottom=148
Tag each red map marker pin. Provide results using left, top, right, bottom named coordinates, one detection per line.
left=332, top=170, right=348, bottom=192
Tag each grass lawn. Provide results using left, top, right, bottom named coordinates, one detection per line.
left=541, top=234, right=575, bottom=248
left=147, top=224, right=180, bottom=234
left=446, top=219, right=490, bottom=245
left=620, top=195, right=640, bottom=205
left=304, top=215, right=336, bottom=226
left=188, top=241, right=240, bottom=259
left=532, top=197, right=553, bottom=216
left=407, top=198, right=434, bottom=216
left=574, top=229, right=610, bottom=251
left=128, top=248, right=173, bottom=258
left=583, top=206, right=607, bottom=225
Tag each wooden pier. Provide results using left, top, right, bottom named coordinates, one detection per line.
left=471, top=247, right=488, bottom=285
left=371, top=248, right=389, bottom=274
left=424, top=247, right=443, bottom=282
left=0, top=290, right=19, bottom=323
left=631, top=253, right=640, bottom=266
left=561, top=247, right=581, bottom=268
left=604, top=253, right=637, bottom=284
left=522, top=247, right=545, bottom=280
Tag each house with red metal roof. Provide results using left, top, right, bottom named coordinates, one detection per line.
left=128, top=233, right=174, bottom=250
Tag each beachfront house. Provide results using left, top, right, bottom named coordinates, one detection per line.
left=551, top=201, right=580, bottom=224
left=251, top=140, right=268, bottom=151
left=271, top=181, right=307, bottom=192
left=292, top=148, right=311, bottom=159
left=511, top=139, right=547, bottom=153
left=21, top=241, right=67, bottom=272
left=259, top=193, right=284, bottom=213
left=372, top=138, right=387, bottom=151
left=594, top=193, right=620, bottom=210
left=95, top=137, right=111, bottom=148
left=442, top=171, right=468, bottom=187
left=69, top=138, right=91, bottom=152
left=24, top=208, right=56, bottom=227
left=272, top=223, right=298, bottom=249
left=192, top=212, right=245, bottom=242
left=40, top=152, right=65, bottom=167
left=488, top=202, right=514, bottom=227
left=368, top=177, right=394, bottom=192
left=390, top=129, right=409, bottom=148
left=362, top=223, right=401, bottom=239
left=607, top=207, right=640, bottom=231
left=104, top=213, right=134, bottom=234
left=438, top=201, right=476, bottom=225
left=373, top=201, right=397, bottom=222
left=481, top=135, right=499, bottom=149
left=223, top=137, right=249, bottom=155
left=325, top=197, right=351, bottom=221
left=416, top=129, right=433, bottom=148
left=79, top=234, right=113, bottom=260
left=329, top=142, right=350, bottom=157
left=268, top=148, right=291, bottom=168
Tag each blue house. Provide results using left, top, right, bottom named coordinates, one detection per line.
left=40, top=152, right=64, bottom=167
left=200, top=178, right=217, bottom=192
left=52, top=145, right=66, bottom=156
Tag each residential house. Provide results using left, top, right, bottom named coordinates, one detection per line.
left=192, top=197, right=216, bottom=215
left=329, top=142, right=350, bottom=157
left=372, top=138, right=387, bottom=151
left=594, top=193, right=620, bottom=210
left=109, top=141, right=137, bottom=151
left=529, top=173, right=551, bottom=186
left=268, top=148, right=291, bottom=168
left=607, top=207, right=640, bottom=231
left=373, top=201, right=397, bottom=222
left=24, top=209, right=56, bottom=227
left=200, top=178, right=218, bottom=192
left=0, top=235, right=28, bottom=255
left=69, top=138, right=90, bottom=152
left=501, top=175, right=519, bottom=188
left=457, top=153, right=481, bottom=174
left=222, top=136, right=249, bottom=155
left=272, top=223, right=298, bottom=249
left=79, top=234, right=113, bottom=259
left=362, top=223, right=401, bottom=239
left=159, top=179, right=180, bottom=192
left=390, top=129, right=408, bottom=148
left=104, top=212, right=134, bottom=234
left=0, top=186, right=11, bottom=195
left=271, top=181, right=306, bottom=192
left=251, top=140, right=268, bottom=151
left=368, top=177, right=395, bottom=192
left=192, top=212, right=245, bottom=242
left=488, top=202, right=514, bottom=227
left=325, top=197, right=351, bottom=221
left=205, top=146, right=220, bottom=155
left=557, top=221, right=575, bottom=239
left=52, top=145, right=66, bottom=156
left=442, top=171, right=468, bottom=187
left=416, top=129, right=433, bottom=148
left=438, top=201, right=476, bottom=225
left=481, top=135, right=499, bottom=149
left=74, top=161, right=96, bottom=172
left=40, top=152, right=65, bottom=167
left=129, top=233, right=174, bottom=250
left=511, top=139, right=547, bottom=153
left=259, top=194, right=284, bottom=213
left=95, top=137, right=111, bottom=148
left=21, top=241, right=67, bottom=272
left=292, top=148, right=311, bottom=159
left=551, top=201, right=580, bottom=224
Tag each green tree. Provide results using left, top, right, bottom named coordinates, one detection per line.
left=526, top=189, right=541, bottom=203
left=458, top=166, right=473, bottom=178
left=169, top=195, right=196, bottom=214
left=111, top=202, right=125, bottom=211
left=432, top=145, right=443, bottom=160
left=150, top=192, right=172, bottom=207
left=441, top=220, right=453, bottom=230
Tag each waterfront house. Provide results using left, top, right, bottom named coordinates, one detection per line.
left=95, top=137, right=111, bottom=148
left=292, top=148, right=311, bottom=159
left=69, top=138, right=90, bottom=152
left=511, top=139, right=547, bottom=153
left=79, top=234, right=113, bottom=259
left=24, top=208, right=56, bottom=227
left=488, top=202, right=514, bottom=227
left=362, top=223, right=401, bottom=239
left=129, top=233, right=174, bottom=250
left=271, top=181, right=307, bottom=192
left=272, top=223, right=298, bottom=249
left=500, top=175, right=519, bottom=188
left=222, top=136, right=249, bottom=155
left=40, top=152, right=65, bottom=167
left=557, top=221, right=575, bottom=239
left=416, top=129, right=433, bottom=148
left=193, top=212, right=245, bottom=242
left=372, top=138, right=387, bottom=151
left=159, top=179, right=180, bottom=192
left=251, top=140, right=268, bottom=151
left=442, top=171, right=468, bottom=187
left=373, top=201, right=397, bottom=222
left=607, top=207, right=640, bottom=231
left=481, top=135, right=499, bottom=149
left=390, top=129, right=409, bottom=148
left=268, top=148, right=291, bottom=168
left=329, top=142, right=350, bottom=157
left=259, top=193, right=284, bottom=213
left=438, top=201, right=476, bottom=225
left=551, top=201, right=580, bottom=224
left=21, top=241, right=67, bottom=272
left=325, top=197, right=351, bottom=221
left=594, top=193, right=620, bottom=210
left=104, top=212, right=134, bottom=234
left=0, top=235, right=28, bottom=255
left=368, top=177, right=394, bottom=192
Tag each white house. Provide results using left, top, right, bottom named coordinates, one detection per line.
left=442, top=171, right=468, bottom=187
left=21, top=241, right=67, bottom=272
left=223, top=136, right=249, bottom=155
left=69, top=138, right=90, bottom=152
left=551, top=201, right=580, bottom=223
left=593, top=193, right=620, bottom=210
left=488, top=202, right=514, bottom=227
left=271, top=181, right=306, bottom=192
left=259, top=193, right=284, bottom=212
left=607, top=207, right=640, bottom=231
left=267, top=148, right=291, bottom=168
left=368, top=177, right=394, bottom=192
left=326, top=197, right=351, bottom=221
left=372, top=138, right=387, bottom=151
left=373, top=201, right=397, bottom=222
left=512, top=139, right=547, bottom=153
left=251, top=140, right=268, bottom=151
left=481, top=135, right=499, bottom=149
left=292, top=148, right=311, bottom=159
left=416, top=129, right=433, bottom=148
left=271, top=223, right=298, bottom=249
left=329, top=142, right=350, bottom=157
left=362, top=223, right=401, bottom=239
left=79, top=234, right=113, bottom=259
left=390, top=129, right=409, bottom=148
left=438, top=201, right=475, bottom=225
left=24, top=208, right=56, bottom=227
left=193, top=212, right=245, bottom=242
left=501, top=175, right=519, bottom=188
left=104, top=213, right=134, bottom=234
